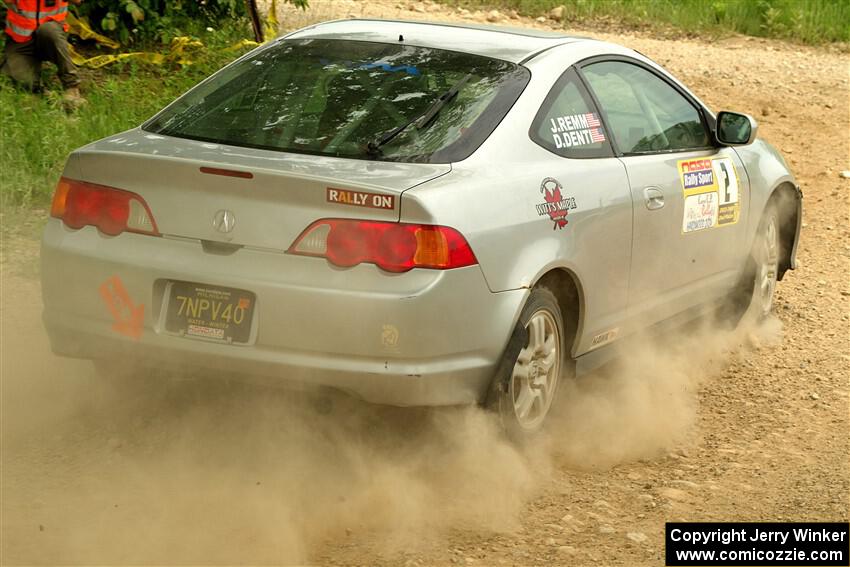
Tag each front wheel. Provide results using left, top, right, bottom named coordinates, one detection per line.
left=488, top=285, right=567, bottom=440
left=750, top=204, right=781, bottom=319
left=719, top=203, right=782, bottom=327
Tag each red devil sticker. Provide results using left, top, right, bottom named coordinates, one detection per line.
left=535, top=177, right=577, bottom=230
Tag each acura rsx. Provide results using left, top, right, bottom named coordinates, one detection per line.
left=41, top=20, right=802, bottom=438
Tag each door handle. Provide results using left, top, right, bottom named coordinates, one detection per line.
left=643, top=186, right=665, bottom=210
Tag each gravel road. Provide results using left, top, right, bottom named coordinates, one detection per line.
left=1, top=2, right=848, bottom=565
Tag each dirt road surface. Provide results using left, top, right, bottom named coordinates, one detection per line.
left=2, top=1, right=848, bottom=565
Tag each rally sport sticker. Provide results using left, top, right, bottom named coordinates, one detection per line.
left=678, top=157, right=740, bottom=233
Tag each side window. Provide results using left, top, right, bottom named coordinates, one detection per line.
left=581, top=61, right=711, bottom=154
left=530, top=68, right=613, bottom=159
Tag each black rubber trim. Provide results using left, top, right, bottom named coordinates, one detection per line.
left=486, top=322, right=529, bottom=401
left=779, top=183, right=803, bottom=280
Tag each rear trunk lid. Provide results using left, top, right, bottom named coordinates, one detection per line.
left=67, top=128, right=450, bottom=250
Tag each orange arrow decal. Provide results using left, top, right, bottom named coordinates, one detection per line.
left=98, top=275, right=144, bottom=340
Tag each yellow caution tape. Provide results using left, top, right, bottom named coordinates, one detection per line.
left=224, top=39, right=262, bottom=52
left=68, top=45, right=164, bottom=68
left=164, top=36, right=205, bottom=66
left=65, top=12, right=120, bottom=50
left=264, top=0, right=279, bottom=41
left=66, top=2, right=278, bottom=69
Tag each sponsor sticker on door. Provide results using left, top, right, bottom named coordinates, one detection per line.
left=683, top=192, right=718, bottom=232
left=713, top=157, right=740, bottom=225
left=677, top=157, right=740, bottom=233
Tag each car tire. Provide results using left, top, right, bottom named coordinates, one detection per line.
left=487, top=285, right=567, bottom=441
left=721, top=202, right=781, bottom=326
left=748, top=202, right=781, bottom=320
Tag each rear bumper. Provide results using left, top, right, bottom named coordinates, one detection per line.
left=41, top=221, right=527, bottom=406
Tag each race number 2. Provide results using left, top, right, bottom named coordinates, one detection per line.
left=713, top=157, right=740, bottom=226
left=713, top=157, right=739, bottom=206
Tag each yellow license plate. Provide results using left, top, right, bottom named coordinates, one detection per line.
left=164, top=281, right=255, bottom=343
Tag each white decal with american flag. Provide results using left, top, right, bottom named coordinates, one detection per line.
left=549, top=112, right=606, bottom=149
left=589, top=128, right=605, bottom=143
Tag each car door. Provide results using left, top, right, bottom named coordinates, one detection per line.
left=578, top=58, right=750, bottom=329
left=526, top=67, right=633, bottom=354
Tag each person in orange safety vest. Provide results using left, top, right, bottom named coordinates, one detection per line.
left=1, top=0, right=85, bottom=110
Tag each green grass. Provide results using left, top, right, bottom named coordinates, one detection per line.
left=442, top=0, right=850, bottom=44
left=0, top=23, right=250, bottom=209
left=2, top=2, right=846, bottom=210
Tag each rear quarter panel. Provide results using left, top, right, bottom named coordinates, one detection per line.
left=401, top=152, right=632, bottom=358
left=401, top=41, right=639, bottom=356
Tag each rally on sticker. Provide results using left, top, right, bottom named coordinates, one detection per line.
left=327, top=187, right=395, bottom=210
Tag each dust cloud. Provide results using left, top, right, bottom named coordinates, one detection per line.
left=2, top=272, right=533, bottom=564
left=546, top=313, right=784, bottom=470
left=2, top=271, right=781, bottom=565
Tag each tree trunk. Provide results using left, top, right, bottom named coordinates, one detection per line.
left=245, top=0, right=264, bottom=43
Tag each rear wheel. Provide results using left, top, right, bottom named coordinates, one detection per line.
left=488, top=286, right=567, bottom=440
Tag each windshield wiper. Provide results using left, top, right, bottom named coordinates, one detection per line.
left=367, top=73, right=472, bottom=155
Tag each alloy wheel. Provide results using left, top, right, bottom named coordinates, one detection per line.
left=510, top=309, right=561, bottom=431
left=756, top=214, right=780, bottom=317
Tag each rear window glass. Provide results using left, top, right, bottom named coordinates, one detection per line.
left=143, top=39, right=530, bottom=163
left=530, top=67, right=612, bottom=159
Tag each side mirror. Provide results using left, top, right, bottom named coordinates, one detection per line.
left=716, top=111, right=758, bottom=146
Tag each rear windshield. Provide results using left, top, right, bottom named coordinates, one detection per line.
left=143, top=39, right=530, bottom=163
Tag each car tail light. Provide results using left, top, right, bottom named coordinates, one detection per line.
left=50, top=177, right=159, bottom=236
left=288, top=219, right=477, bottom=273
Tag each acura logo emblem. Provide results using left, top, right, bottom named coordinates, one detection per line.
left=212, top=209, right=236, bottom=233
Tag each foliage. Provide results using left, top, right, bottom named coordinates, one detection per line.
left=442, top=0, right=850, bottom=44
left=73, top=0, right=308, bottom=44
left=0, top=23, right=250, bottom=208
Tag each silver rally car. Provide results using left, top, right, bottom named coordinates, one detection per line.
left=42, top=20, right=801, bottom=436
